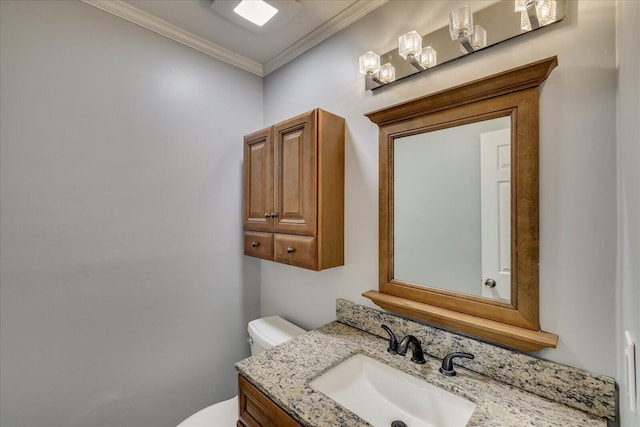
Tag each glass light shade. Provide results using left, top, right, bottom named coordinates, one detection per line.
left=379, top=63, right=395, bottom=84
left=514, top=0, right=535, bottom=12
left=537, top=0, right=557, bottom=24
left=471, top=25, right=487, bottom=50
left=449, top=5, right=473, bottom=40
left=399, top=30, right=422, bottom=60
left=520, top=0, right=557, bottom=30
left=359, top=51, right=380, bottom=75
left=520, top=10, right=531, bottom=30
left=418, top=46, right=437, bottom=68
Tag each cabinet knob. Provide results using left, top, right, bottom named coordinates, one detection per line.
left=287, top=247, right=294, bottom=254
left=264, top=213, right=270, bottom=218
left=484, top=278, right=496, bottom=288
left=251, top=242, right=259, bottom=248
left=270, top=212, right=278, bottom=218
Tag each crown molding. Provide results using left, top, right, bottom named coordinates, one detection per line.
left=263, top=0, right=388, bottom=75
left=81, top=0, right=264, bottom=76
left=81, top=0, right=387, bottom=77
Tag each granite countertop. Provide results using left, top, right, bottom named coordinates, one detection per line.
left=235, top=321, right=607, bottom=427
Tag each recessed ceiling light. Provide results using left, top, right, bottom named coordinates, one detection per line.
left=233, top=0, right=278, bottom=27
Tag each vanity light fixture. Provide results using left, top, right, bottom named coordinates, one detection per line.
left=517, top=0, right=557, bottom=30
left=233, top=0, right=278, bottom=27
left=399, top=30, right=425, bottom=70
left=358, top=0, right=566, bottom=90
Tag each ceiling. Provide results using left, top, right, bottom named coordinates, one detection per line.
left=82, top=0, right=387, bottom=77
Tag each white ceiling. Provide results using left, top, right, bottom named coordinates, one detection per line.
left=82, top=0, right=387, bottom=76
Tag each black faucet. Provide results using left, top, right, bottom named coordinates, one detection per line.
left=397, top=335, right=426, bottom=364
left=439, top=352, right=475, bottom=376
left=381, top=324, right=398, bottom=354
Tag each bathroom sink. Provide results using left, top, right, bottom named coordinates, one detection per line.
left=309, top=353, right=476, bottom=427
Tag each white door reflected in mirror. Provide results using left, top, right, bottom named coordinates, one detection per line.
left=480, top=128, right=511, bottom=301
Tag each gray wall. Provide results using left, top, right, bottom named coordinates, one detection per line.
left=1, top=0, right=635, bottom=426
left=0, top=1, right=262, bottom=427
left=616, top=1, right=640, bottom=426
left=262, top=0, right=618, bottom=378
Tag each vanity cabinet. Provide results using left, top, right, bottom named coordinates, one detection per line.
left=237, top=375, right=302, bottom=427
left=242, top=109, right=345, bottom=271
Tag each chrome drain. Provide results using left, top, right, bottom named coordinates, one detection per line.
left=391, top=421, right=408, bottom=427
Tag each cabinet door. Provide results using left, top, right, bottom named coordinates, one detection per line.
left=273, top=111, right=317, bottom=236
left=243, top=128, right=273, bottom=232
left=238, top=375, right=302, bottom=427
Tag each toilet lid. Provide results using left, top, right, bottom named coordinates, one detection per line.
left=176, top=396, right=238, bottom=427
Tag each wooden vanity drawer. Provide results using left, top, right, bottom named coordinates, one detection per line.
left=238, top=375, right=302, bottom=427
left=274, top=234, right=318, bottom=270
left=244, top=232, right=274, bottom=261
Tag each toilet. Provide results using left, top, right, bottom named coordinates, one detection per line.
left=177, top=316, right=306, bottom=427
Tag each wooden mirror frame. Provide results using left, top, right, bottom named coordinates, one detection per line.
left=364, top=57, right=559, bottom=352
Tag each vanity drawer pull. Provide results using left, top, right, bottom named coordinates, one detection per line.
left=251, top=242, right=259, bottom=248
left=287, top=247, right=294, bottom=254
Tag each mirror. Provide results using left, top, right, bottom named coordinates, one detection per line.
left=363, top=58, right=559, bottom=351
left=394, top=116, right=512, bottom=302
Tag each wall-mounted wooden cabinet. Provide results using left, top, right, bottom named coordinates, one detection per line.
left=243, top=109, right=345, bottom=271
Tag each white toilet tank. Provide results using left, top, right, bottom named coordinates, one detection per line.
left=248, top=316, right=306, bottom=355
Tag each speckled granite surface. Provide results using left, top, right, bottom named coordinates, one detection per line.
left=236, top=320, right=609, bottom=426
left=336, top=299, right=616, bottom=422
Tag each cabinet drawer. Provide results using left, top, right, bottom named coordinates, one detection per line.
left=274, top=234, right=318, bottom=270
left=244, top=232, right=274, bottom=261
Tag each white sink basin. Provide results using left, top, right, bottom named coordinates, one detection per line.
left=309, top=353, right=476, bottom=427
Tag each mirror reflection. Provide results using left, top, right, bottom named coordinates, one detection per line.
left=394, top=116, right=511, bottom=301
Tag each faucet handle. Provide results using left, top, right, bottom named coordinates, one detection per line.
left=380, top=324, right=398, bottom=354
left=439, top=352, right=474, bottom=376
